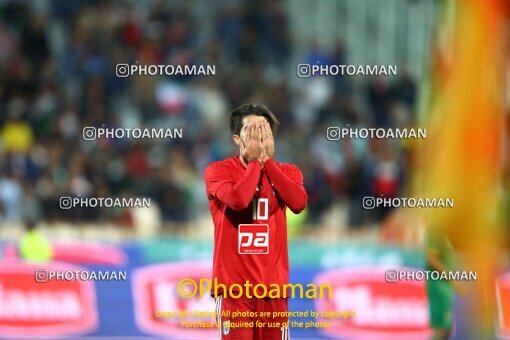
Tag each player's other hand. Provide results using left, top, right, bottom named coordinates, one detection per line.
left=241, top=122, right=264, bottom=162
left=260, top=121, right=274, bottom=161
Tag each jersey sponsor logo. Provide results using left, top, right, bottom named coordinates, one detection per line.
left=238, top=224, right=269, bottom=254
left=314, top=267, right=432, bottom=339
left=0, top=261, right=98, bottom=337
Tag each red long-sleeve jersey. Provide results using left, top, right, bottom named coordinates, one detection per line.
left=204, top=156, right=307, bottom=296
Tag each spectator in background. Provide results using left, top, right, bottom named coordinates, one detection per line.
left=20, top=14, right=49, bottom=67
left=21, top=181, right=43, bottom=223
left=1, top=115, right=34, bottom=154
left=0, top=169, right=23, bottom=222
left=19, top=221, right=52, bottom=262
left=392, top=68, right=417, bottom=110
left=368, top=78, right=392, bottom=128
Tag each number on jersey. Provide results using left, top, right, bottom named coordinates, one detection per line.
left=252, top=198, right=268, bottom=220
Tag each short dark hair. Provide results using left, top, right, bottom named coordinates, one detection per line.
left=229, top=104, right=279, bottom=136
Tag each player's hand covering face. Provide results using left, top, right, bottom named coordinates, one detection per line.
left=260, top=120, right=274, bottom=161
left=240, top=122, right=264, bottom=162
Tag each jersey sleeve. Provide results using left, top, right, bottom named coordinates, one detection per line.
left=264, top=159, right=307, bottom=213
left=204, top=160, right=261, bottom=211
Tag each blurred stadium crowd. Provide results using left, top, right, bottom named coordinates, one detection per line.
left=0, top=0, right=421, bottom=231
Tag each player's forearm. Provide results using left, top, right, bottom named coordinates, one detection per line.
left=216, top=161, right=261, bottom=210
left=264, top=159, right=307, bottom=213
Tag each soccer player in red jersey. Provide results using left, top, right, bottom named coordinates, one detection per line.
left=204, top=104, right=307, bottom=340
